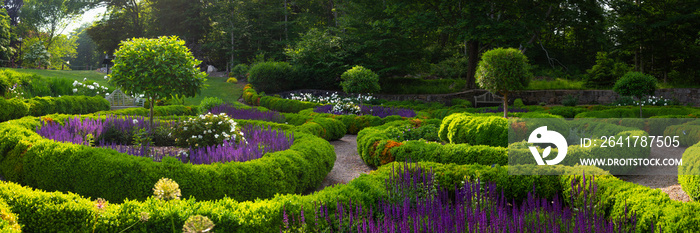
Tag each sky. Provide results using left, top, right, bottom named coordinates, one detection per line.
left=63, top=6, right=107, bottom=35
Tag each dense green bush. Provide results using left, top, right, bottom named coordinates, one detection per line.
left=230, top=63, right=250, bottom=79
left=665, top=124, right=700, bottom=147
left=340, top=66, right=380, bottom=96
left=199, top=97, right=224, bottom=112
left=614, top=72, right=658, bottom=117
left=439, top=113, right=507, bottom=147
left=95, top=105, right=200, bottom=117
left=585, top=51, right=630, bottom=88
left=0, top=117, right=335, bottom=203
left=293, top=117, right=347, bottom=141
left=243, top=85, right=320, bottom=113
left=0, top=98, right=28, bottom=122
left=379, top=77, right=466, bottom=94
left=679, top=142, right=700, bottom=200
left=450, top=99, right=472, bottom=108
left=0, top=96, right=109, bottom=122
left=0, top=198, right=21, bottom=232
left=575, top=106, right=700, bottom=118
left=248, top=61, right=295, bottom=93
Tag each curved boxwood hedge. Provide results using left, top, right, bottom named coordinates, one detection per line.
left=0, top=161, right=614, bottom=233
left=665, top=124, right=700, bottom=147
left=678, top=142, right=700, bottom=201
left=574, top=106, right=700, bottom=118
left=0, top=198, right=21, bottom=232
left=293, top=117, right=347, bottom=141
left=242, top=85, right=320, bottom=113
left=438, top=113, right=507, bottom=147
left=357, top=119, right=507, bottom=167
left=0, top=116, right=335, bottom=203
left=0, top=96, right=110, bottom=122
left=1, top=160, right=695, bottom=232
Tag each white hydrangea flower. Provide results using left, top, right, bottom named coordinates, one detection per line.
left=133, top=119, right=139, bottom=124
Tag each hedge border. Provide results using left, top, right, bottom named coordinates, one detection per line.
left=0, top=116, right=335, bottom=204
left=0, top=96, right=110, bottom=122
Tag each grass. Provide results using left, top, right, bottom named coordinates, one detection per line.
left=526, top=78, right=586, bottom=90
left=6, top=68, right=245, bottom=106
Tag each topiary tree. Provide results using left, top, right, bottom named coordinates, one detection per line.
left=109, top=36, right=207, bottom=130
left=340, top=65, right=380, bottom=105
left=613, top=71, right=657, bottom=118
left=475, top=48, right=531, bottom=118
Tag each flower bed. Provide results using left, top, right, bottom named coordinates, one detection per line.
left=207, top=103, right=285, bottom=123
left=0, top=116, right=334, bottom=203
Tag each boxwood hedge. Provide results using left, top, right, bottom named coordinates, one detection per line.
left=0, top=116, right=335, bottom=203
left=0, top=96, right=109, bottom=122
left=678, top=141, right=700, bottom=201
left=438, top=113, right=508, bottom=147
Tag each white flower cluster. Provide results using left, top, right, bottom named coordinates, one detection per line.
left=182, top=112, right=245, bottom=145
left=617, top=96, right=671, bottom=107
left=288, top=92, right=376, bottom=105
left=72, top=79, right=109, bottom=96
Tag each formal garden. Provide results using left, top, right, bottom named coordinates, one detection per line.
left=1, top=0, right=700, bottom=232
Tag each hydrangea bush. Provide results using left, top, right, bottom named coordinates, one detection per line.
left=72, top=79, right=110, bottom=97
left=173, top=112, right=245, bottom=148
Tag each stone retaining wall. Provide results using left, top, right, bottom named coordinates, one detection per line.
left=276, top=89, right=700, bottom=107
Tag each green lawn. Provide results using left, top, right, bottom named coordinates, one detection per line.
left=7, top=68, right=245, bottom=106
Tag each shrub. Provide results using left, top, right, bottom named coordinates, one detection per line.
left=173, top=112, right=244, bottom=148
left=230, top=63, right=249, bottom=79
left=248, top=61, right=295, bottom=93
left=293, top=117, right=346, bottom=141
left=614, top=71, right=657, bottom=117
left=207, top=103, right=284, bottom=123
left=585, top=52, right=630, bottom=88
left=439, top=113, right=508, bottom=147
left=226, top=77, right=238, bottom=83
left=340, top=66, right=380, bottom=96
left=0, top=98, right=28, bottom=122
left=562, top=94, right=578, bottom=107
left=476, top=48, right=532, bottom=118
left=451, top=98, right=472, bottom=108
left=199, top=97, right=224, bottom=112
left=679, top=142, right=700, bottom=200
left=513, top=98, right=525, bottom=108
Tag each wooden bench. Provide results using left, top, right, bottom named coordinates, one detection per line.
left=105, top=89, right=145, bottom=110
left=474, top=91, right=503, bottom=107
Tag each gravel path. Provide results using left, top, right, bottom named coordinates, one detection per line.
left=316, top=135, right=374, bottom=191
left=617, top=146, right=691, bottom=202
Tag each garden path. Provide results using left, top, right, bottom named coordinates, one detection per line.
left=315, top=135, right=375, bottom=191
left=618, top=146, right=690, bottom=202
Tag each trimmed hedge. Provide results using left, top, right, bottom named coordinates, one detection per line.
left=0, top=96, right=109, bottom=122
left=679, top=142, right=700, bottom=200
left=357, top=119, right=507, bottom=167
left=94, top=105, right=200, bottom=117
left=665, top=124, right=700, bottom=147
left=0, top=116, right=335, bottom=203
left=0, top=161, right=612, bottom=233
left=293, top=117, right=347, bottom=141
left=242, top=85, right=320, bottom=113
left=0, top=98, right=28, bottom=122
left=2, top=160, right=697, bottom=232
left=439, top=113, right=508, bottom=147
left=378, top=77, right=466, bottom=94
left=575, top=106, right=700, bottom=118
left=0, top=198, right=21, bottom=233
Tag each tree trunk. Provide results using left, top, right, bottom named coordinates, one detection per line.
left=503, top=92, right=509, bottom=118
left=466, top=40, right=479, bottom=89
left=639, top=104, right=643, bottom=118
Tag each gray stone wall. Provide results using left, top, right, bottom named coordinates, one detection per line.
left=276, top=89, right=700, bottom=107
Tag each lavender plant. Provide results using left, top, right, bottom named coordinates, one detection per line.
left=207, top=103, right=284, bottom=123
left=283, top=164, right=640, bottom=233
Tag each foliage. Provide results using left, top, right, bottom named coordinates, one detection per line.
left=527, top=78, right=586, bottom=90
left=2, top=116, right=335, bottom=203
left=208, top=103, right=284, bottom=123
left=110, top=36, right=207, bottom=128
left=0, top=6, right=11, bottom=64
left=439, top=114, right=508, bottom=147
left=23, top=42, right=50, bottom=68
left=225, top=77, right=237, bottom=83
left=285, top=28, right=348, bottom=89
left=198, top=97, right=223, bottom=113
left=429, top=54, right=468, bottom=79
left=476, top=48, right=532, bottom=117
left=562, top=94, right=578, bottom=107
left=613, top=72, right=657, bottom=99
left=585, top=52, right=631, bottom=88
left=513, top=98, right=525, bottom=108
left=229, top=63, right=249, bottom=79
left=340, top=65, right=380, bottom=95
left=172, top=112, right=244, bottom=148
left=314, top=104, right=416, bottom=118
left=71, top=79, right=110, bottom=97
left=247, top=61, right=295, bottom=93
